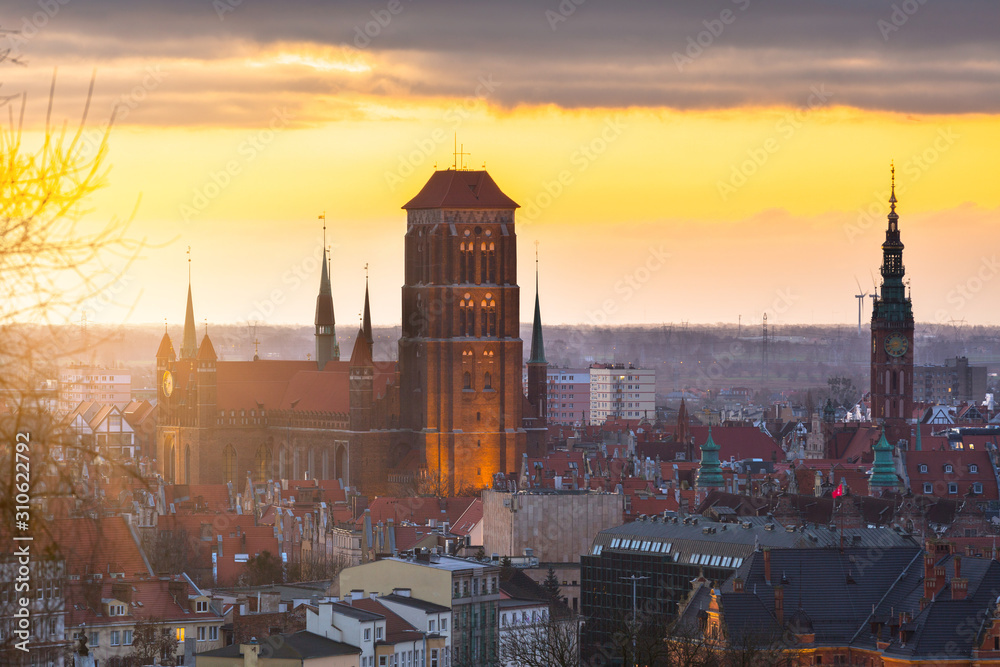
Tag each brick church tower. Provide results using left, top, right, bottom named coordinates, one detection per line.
left=399, top=169, right=526, bottom=495
left=870, top=165, right=914, bottom=445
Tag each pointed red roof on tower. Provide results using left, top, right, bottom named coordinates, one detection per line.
left=402, top=170, right=519, bottom=209
left=156, top=332, right=176, bottom=360
left=197, top=333, right=217, bottom=362
left=349, top=326, right=373, bottom=367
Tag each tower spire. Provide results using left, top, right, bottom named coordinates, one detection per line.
left=315, top=214, right=339, bottom=369
left=529, top=242, right=546, bottom=364
left=362, top=264, right=373, bottom=345
left=181, top=247, right=198, bottom=359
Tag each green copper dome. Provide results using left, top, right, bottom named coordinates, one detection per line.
left=870, top=430, right=898, bottom=489
left=696, top=428, right=725, bottom=488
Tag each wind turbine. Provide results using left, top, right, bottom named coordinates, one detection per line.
left=854, top=277, right=868, bottom=336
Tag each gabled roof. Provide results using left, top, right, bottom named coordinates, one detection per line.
left=402, top=170, right=519, bottom=210
left=344, top=598, right=423, bottom=643
left=43, top=516, right=153, bottom=577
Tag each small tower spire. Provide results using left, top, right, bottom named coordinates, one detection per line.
left=314, top=215, right=339, bottom=369
left=362, top=265, right=373, bottom=346
left=529, top=242, right=546, bottom=364
left=181, top=247, right=198, bottom=359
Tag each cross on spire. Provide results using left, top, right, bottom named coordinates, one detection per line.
left=452, top=133, right=471, bottom=170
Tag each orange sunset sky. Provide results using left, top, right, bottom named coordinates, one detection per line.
left=3, top=0, right=999, bottom=329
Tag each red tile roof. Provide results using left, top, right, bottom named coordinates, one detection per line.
left=65, top=576, right=221, bottom=627
left=451, top=498, right=483, bottom=537
left=42, top=516, right=153, bottom=578
left=402, top=170, right=519, bottom=210
left=905, top=448, right=998, bottom=499
left=343, top=598, right=423, bottom=644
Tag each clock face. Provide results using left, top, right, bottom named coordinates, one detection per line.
left=162, top=370, right=174, bottom=397
left=884, top=334, right=909, bottom=357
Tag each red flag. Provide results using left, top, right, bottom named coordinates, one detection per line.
left=832, top=480, right=844, bottom=498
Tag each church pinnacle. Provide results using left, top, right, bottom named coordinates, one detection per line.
left=528, top=244, right=546, bottom=364
left=315, top=215, right=340, bottom=369
left=180, top=248, right=198, bottom=359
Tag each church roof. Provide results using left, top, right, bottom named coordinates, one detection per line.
left=402, top=170, right=519, bottom=210
left=197, top=333, right=217, bottom=362
left=156, top=332, right=176, bottom=360
left=349, top=326, right=374, bottom=367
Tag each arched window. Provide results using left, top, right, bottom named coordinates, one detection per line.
left=184, top=445, right=192, bottom=485
left=224, top=445, right=237, bottom=485
left=459, top=299, right=467, bottom=335
left=464, top=371, right=472, bottom=390
left=482, top=294, right=497, bottom=336
left=484, top=372, right=492, bottom=390
left=464, top=296, right=474, bottom=336
left=487, top=242, right=496, bottom=283
left=459, top=241, right=475, bottom=283
left=255, top=444, right=272, bottom=484
left=480, top=242, right=488, bottom=284
left=481, top=299, right=488, bottom=336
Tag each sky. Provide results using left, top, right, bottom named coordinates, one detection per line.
left=3, top=0, right=999, bottom=330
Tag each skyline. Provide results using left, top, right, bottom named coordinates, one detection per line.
left=3, top=0, right=998, bottom=329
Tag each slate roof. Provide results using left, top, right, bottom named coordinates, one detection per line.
left=717, top=547, right=923, bottom=646
left=380, top=593, right=451, bottom=614
left=198, top=630, right=360, bottom=658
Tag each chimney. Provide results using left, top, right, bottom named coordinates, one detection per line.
left=733, top=577, right=744, bottom=593
left=954, top=555, right=962, bottom=580
left=952, top=557, right=968, bottom=600
left=239, top=641, right=260, bottom=667
left=773, top=585, right=784, bottom=626
left=764, top=548, right=772, bottom=585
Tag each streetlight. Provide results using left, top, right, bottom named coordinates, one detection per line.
left=621, top=574, right=648, bottom=664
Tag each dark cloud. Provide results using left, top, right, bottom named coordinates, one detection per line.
left=3, top=0, right=998, bottom=117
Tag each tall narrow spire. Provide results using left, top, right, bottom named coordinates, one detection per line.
left=696, top=427, right=725, bottom=489
left=315, top=215, right=339, bottom=369
left=181, top=247, right=198, bottom=359
left=362, top=265, right=373, bottom=346
left=528, top=244, right=546, bottom=364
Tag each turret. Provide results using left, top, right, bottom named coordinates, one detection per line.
left=526, top=250, right=548, bottom=454
left=315, top=221, right=340, bottom=370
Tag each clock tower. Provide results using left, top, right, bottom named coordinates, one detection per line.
left=870, top=165, right=914, bottom=445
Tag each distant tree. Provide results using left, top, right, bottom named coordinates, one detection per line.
left=128, top=617, right=179, bottom=667
left=501, top=555, right=512, bottom=568
left=827, top=375, right=859, bottom=407
left=498, top=614, right=580, bottom=667
left=240, top=550, right=283, bottom=586
left=543, top=567, right=562, bottom=601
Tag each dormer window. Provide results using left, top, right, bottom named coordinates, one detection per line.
left=945, top=464, right=954, bottom=474
left=918, top=465, right=927, bottom=474
left=970, top=464, right=979, bottom=473
left=196, top=600, right=208, bottom=613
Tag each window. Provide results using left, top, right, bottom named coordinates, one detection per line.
left=948, top=483, right=958, bottom=494
left=209, top=626, right=218, bottom=641
left=440, top=618, right=447, bottom=631
left=197, top=626, right=206, bottom=641
left=923, top=483, right=933, bottom=494
left=110, top=631, right=120, bottom=646
left=364, top=628, right=371, bottom=641
left=89, top=632, right=99, bottom=647
left=379, top=657, right=388, bottom=667
left=970, top=464, right=979, bottom=473
left=919, top=464, right=927, bottom=473
left=376, top=626, right=383, bottom=640
left=973, top=483, right=983, bottom=494
left=945, top=464, right=954, bottom=473
left=124, top=630, right=133, bottom=646
left=431, top=649, right=440, bottom=667
left=176, top=628, right=185, bottom=642
left=196, top=600, right=208, bottom=612
left=429, top=619, right=435, bottom=632
left=463, top=371, right=472, bottom=390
